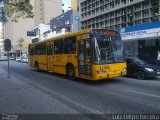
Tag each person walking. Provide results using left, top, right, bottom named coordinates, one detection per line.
left=157, top=51, right=160, bottom=66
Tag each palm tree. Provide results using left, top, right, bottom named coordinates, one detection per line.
left=16, top=38, right=24, bottom=57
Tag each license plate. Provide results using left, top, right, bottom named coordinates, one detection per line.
left=157, top=72, right=160, bottom=75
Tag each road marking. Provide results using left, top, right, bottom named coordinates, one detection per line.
left=125, top=89, right=160, bottom=98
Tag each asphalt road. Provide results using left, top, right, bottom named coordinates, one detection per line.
left=0, top=61, right=160, bottom=119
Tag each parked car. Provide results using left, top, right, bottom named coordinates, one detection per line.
left=16, top=57, right=21, bottom=62
left=0, top=56, right=8, bottom=61
left=21, top=56, right=28, bottom=63
left=126, top=57, right=160, bottom=79
left=9, top=57, right=14, bottom=60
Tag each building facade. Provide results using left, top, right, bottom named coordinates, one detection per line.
left=34, top=0, right=62, bottom=26
left=30, top=24, right=50, bottom=43
left=50, top=10, right=79, bottom=33
left=0, top=22, right=4, bottom=56
left=0, top=1, right=4, bottom=56
left=3, top=0, right=62, bottom=56
left=121, top=21, right=160, bottom=65
left=80, top=0, right=160, bottom=30
left=62, top=3, right=71, bottom=13
left=71, top=0, right=79, bottom=11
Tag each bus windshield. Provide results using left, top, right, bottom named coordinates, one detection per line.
left=93, top=36, right=125, bottom=64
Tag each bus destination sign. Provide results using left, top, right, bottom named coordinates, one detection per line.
left=92, top=30, right=116, bottom=36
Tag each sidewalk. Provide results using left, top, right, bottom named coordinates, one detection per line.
left=0, top=67, right=78, bottom=114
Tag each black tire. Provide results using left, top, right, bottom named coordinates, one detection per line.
left=136, top=70, right=145, bottom=80
left=67, top=65, right=75, bottom=80
left=35, top=62, right=40, bottom=71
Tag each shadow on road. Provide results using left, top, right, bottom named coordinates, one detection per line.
left=31, top=69, right=122, bottom=85
left=124, top=76, right=160, bottom=81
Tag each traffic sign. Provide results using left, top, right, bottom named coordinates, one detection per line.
left=4, top=39, right=11, bottom=51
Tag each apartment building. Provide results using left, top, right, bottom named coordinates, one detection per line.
left=34, top=0, right=62, bottom=26
left=80, top=0, right=160, bottom=30
left=71, top=0, right=79, bottom=11
left=3, top=0, right=62, bottom=55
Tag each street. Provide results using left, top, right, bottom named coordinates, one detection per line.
left=0, top=61, right=160, bottom=119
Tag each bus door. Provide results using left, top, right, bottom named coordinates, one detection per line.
left=53, top=40, right=63, bottom=73
left=46, top=44, right=53, bottom=72
left=29, top=45, right=34, bottom=67
left=78, top=39, right=92, bottom=79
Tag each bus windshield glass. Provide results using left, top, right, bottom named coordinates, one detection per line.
left=92, top=35, right=125, bottom=64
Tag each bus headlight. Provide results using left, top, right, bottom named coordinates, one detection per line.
left=121, top=68, right=127, bottom=74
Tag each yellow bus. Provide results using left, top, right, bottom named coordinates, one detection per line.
left=28, top=29, right=126, bottom=80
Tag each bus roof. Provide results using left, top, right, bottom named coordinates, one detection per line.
left=30, top=28, right=118, bottom=45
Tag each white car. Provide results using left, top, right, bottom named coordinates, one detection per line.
left=0, top=56, right=8, bottom=61
left=21, top=57, right=28, bottom=63
left=16, top=57, right=21, bottom=62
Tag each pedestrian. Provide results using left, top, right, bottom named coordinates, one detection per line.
left=157, top=51, right=160, bottom=66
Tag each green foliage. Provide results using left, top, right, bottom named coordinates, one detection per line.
left=16, top=38, right=24, bottom=48
left=3, top=0, right=34, bottom=23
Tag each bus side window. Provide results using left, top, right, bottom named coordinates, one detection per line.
left=54, top=40, right=63, bottom=54
left=35, top=44, right=46, bottom=55
left=64, top=37, right=76, bottom=54
left=29, top=46, right=34, bottom=55
left=47, top=46, right=53, bottom=55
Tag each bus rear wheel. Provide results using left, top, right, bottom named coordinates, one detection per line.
left=35, top=62, right=40, bottom=71
left=67, top=65, right=75, bottom=80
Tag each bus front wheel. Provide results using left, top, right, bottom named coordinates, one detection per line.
left=67, top=65, right=75, bottom=80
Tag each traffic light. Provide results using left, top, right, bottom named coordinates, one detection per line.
left=4, top=39, right=11, bottom=51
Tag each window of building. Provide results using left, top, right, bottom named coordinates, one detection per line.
left=122, top=0, right=126, bottom=4
left=135, top=4, right=141, bottom=11
left=121, top=16, right=126, bottom=22
left=110, top=12, right=114, bottom=18
left=143, top=1, right=149, bottom=9
left=142, top=18, right=149, bottom=24
left=122, top=9, right=126, bottom=15
left=123, top=40, right=138, bottom=57
left=152, top=7, right=159, bottom=16
left=115, top=10, right=121, bottom=17
left=143, top=9, right=149, bottom=18
left=115, top=0, right=120, bottom=7
left=110, top=19, right=114, bottom=25
left=64, top=37, right=76, bottom=54
left=151, top=0, right=159, bottom=7
left=115, top=17, right=120, bottom=24
left=128, top=7, right=133, bottom=13
left=54, top=40, right=63, bottom=54
left=100, top=6, right=104, bottom=12
left=135, top=12, right=141, bottom=20
left=105, top=4, right=109, bottom=10
left=110, top=2, right=114, bottom=8
left=145, top=39, right=156, bottom=47
left=135, top=20, right=141, bottom=25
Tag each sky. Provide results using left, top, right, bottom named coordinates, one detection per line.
left=63, top=0, right=71, bottom=5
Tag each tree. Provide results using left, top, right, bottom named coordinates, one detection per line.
left=17, top=38, right=24, bottom=48
left=16, top=38, right=24, bottom=56
left=3, top=0, right=34, bottom=22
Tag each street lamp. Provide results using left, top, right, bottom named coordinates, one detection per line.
left=74, top=16, right=80, bottom=31
left=154, top=13, right=160, bottom=20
